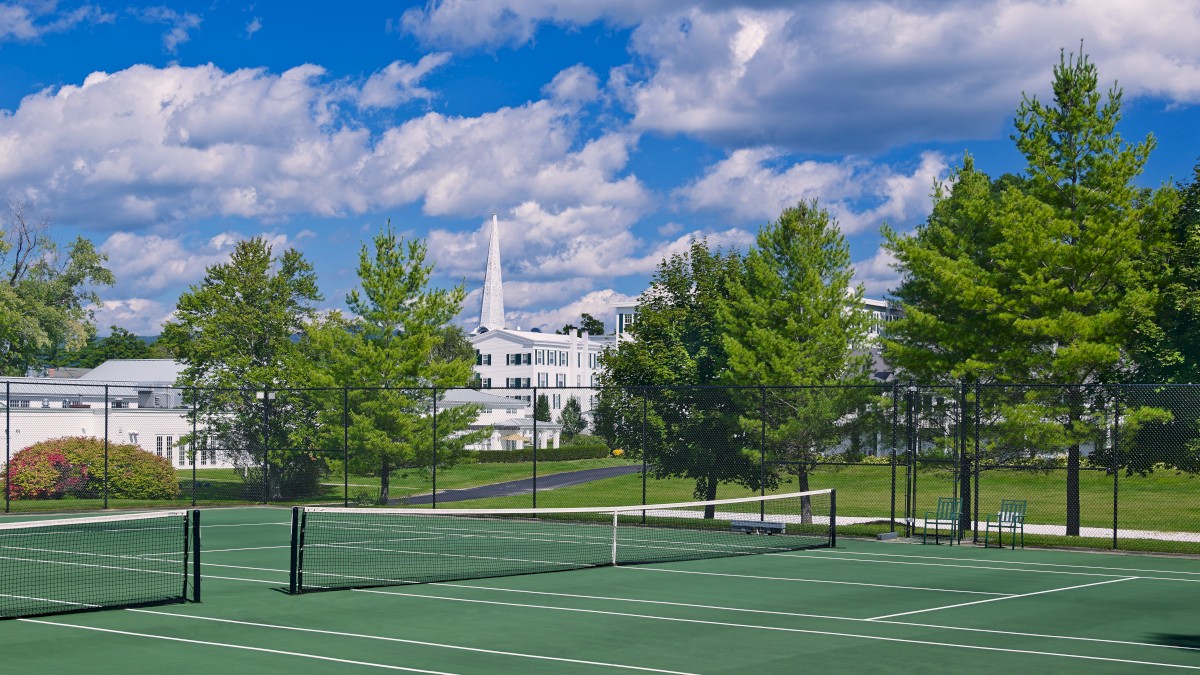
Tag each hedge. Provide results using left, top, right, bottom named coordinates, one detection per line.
left=471, top=445, right=614, bottom=464
left=5, top=436, right=180, bottom=500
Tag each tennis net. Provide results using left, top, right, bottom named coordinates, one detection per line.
left=0, top=510, right=201, bottom=619
left=289, top=489, right=834, bottom=593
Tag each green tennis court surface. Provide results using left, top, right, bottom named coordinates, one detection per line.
left=3, top=506, right=1198, bottom=674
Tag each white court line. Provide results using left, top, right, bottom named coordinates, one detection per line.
left=0, top=554, right=183, bottom=577
left=620, top=566, right=1011, bottom=595
left=425, top=582, right=1200, bottom=654
left=200, top=522, right=290, bottom=528
left=865, top=577, right=1138, bottom=620
left=187, top=564, right=1200, bottom=656
left=0, top=593, right=95, bottom=608
left=776, top=552, right=1200, bottom=583
left=143, top=544, right=289, bottom=556
left=354, top=588, right=1200, bottom=671
left=129, top=609, right=699, bottom=675
left=17, top=620, right=458, bottom=674
left=806, top=548, right=1200, bottom=576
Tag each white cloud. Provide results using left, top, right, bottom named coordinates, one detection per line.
left=0, top=62, right=646, bottom=229
left=98, top=229, right=305, bottom=298
left=245, top=16, right=262, bottom=39
left=506, top=288, right=639, bottom=333
left=542, top=64, right=600, bottom=103
left=400, top=1, right=1200, bottom=153
left=679, top=149, right=947, bottom=234
left=134, top=6, right=202, bottom=54
left=616, top=1, right=1200, bottom=152
left=357, top=53, right=451, bottom=109
left=0, top=2, right=112, bottom=42
left=853, top=247, right=901, bottom=299
left=90, top=298, right=175, bottom=336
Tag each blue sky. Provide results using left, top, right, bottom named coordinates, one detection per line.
left=1, top=1, right=1198, bottom=336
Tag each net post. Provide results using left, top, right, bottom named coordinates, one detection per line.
left=343, top=387, right=349, bottom=508
left=829, top=489, right=837, bottom=548
left=611, top=510, right=619, bottom=566
left=289, top=506, right=301, bottom=594
left=432, top=386, right=438, bottom=510
left=191, top=509, right=202, bottom=603
left=191, top=387, right=198, bottom=507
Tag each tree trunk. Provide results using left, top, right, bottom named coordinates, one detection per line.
left=798, top=467, right=812, bottom=524
left=702, top=478, right=718, bottom=519
left=379, top=459, right=391, bottom=505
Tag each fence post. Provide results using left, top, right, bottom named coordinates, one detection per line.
left=904, top=382, right=916, bottom=536
left=957, top=380, right=969, bottom=540
left=1112, top=387, right=1120, bottom=550
left=191, top=387, right=197, bottom=507
left=6, top=381, right=10, bottom=513
left=890, top=382, right=897, bottom=533
left=432, top=386, right=438, bottom=510
left=532, top=386, right=538, bottom=509
left=342, top=387, right=349, bottom=508
left=973, top=381, right=981, bottom=544
left=103, top=384, right=109, bottom=509
left=641, top=388, right=648, bottom=523
left=760, top=385, right=767, bottom=521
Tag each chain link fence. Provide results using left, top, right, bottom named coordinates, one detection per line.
left=3, top=380, right=1199, bottom=553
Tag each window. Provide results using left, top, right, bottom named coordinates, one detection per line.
left=535, top=350, right=544, bottom=365
left=476, top=350, right=492, bottom=366
left=577, top=353, right=581, bottom=367
left=576, top=375, right=582, bottom=386
left=552, top=394, right=562, bottom=409
left=481, top=378, right=492, bottom=389
left=589, top=353, right=596, bottom=369
left=12, top=399, right=30, bottom=408
left=506, top=353, right=531, bottom=365
left=548, top=350, right=557, bottom=366
left=111, top=400, right=129, bottom=409
left=157, top=436, right=174, bottom=463
left=559, top=351, right=567, bottom=364
left=537, top=372, right=549, bottom=387
left=505, top=378, right=530, bottom=388
left=556, top=373, right=566, bottom=387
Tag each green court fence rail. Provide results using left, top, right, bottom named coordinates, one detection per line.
left=3, top=381, right=1199, bottom=553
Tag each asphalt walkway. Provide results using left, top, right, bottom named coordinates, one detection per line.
left=403, top=464, right=643, bottom=505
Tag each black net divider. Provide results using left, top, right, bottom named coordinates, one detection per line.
left=0, top=509, right=201, bottom=619
left=289, top=489, right=836, bottom=594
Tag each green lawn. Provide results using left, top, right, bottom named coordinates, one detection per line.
left=427, top=463, right=1200, bottom=554
left=4, top=459, right=1198, bottom=555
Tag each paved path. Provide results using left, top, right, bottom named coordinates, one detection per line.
left=402, top=464, right=643, bottom=505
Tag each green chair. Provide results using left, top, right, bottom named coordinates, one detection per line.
left=922, top=497, right=961, bottom=545
left=984, top=499, right=1027, bottom=549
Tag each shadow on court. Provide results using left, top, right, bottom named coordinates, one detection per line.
left=1148, top=634, right=1200, bottom=648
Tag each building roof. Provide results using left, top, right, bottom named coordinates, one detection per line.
left=78, top=359, right=185, bottom=385
left=441, top=388, right=528, bottom=407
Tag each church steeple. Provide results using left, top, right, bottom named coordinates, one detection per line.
left=477, top=213, right=505, bottom=332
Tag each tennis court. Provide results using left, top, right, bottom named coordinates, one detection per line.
left=3, top=502, right=1199, bottom=674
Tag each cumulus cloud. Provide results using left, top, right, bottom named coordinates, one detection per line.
left=505, top=288, right=640, bottom=333
left=618, top=1, right=1200, bottom=152
left=542, top=64, right=600, bottom=103
left=403, top=1, right=1200, bottom=153
left=679, top=149, right=947, bottom=234
left=357, top=53, right=451, bottom=109
left=853, top=247, right=901, bottom=299
left=133, top=6, right=202, bottom=54
left=0, top=61, right=646, bottom=229
left=0, top=2, right=112, bottom=42
left=98, top=229, right=303, bottom=298
left=90, top=298, right=175, bottom=337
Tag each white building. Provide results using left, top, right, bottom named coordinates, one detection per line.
left=468, top=214, right=613, bottom=422
left=441, top=388, right=560, bottom=451
left=1, top=359, right=228, bottom=469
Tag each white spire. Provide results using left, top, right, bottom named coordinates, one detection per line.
left=477, top=213, right=505, bottom=332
